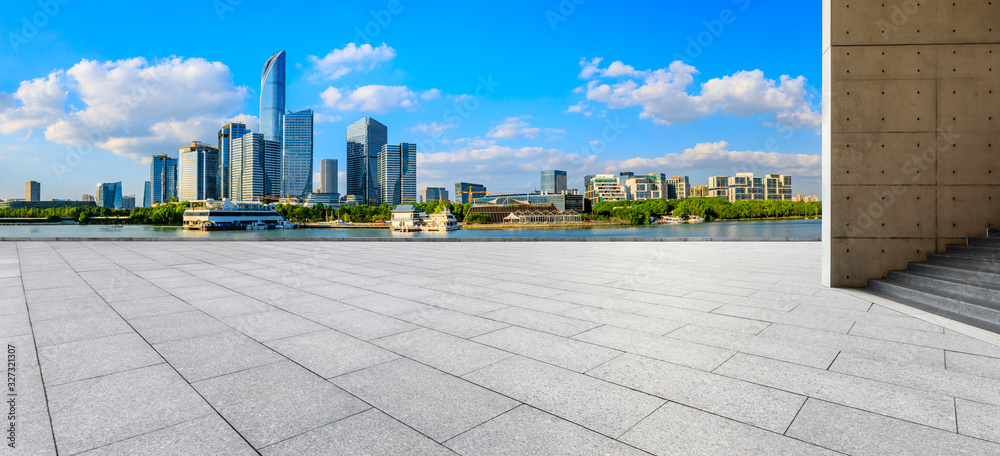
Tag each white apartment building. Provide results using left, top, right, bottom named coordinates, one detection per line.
left=708, top=172, right=792, bottom=202
left=584, top=174, right=626, bottom=202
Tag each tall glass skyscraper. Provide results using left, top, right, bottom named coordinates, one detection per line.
left=378, top=142, right=417, bottom=206
left=346, top=117, right=387, bottom=205
left=320, top=158, right=338, bottom=194
left=218, top=122, right=248, bottom=199
left=541, top=170, right=568, bottom=194
left=150, top=154, right=178, bottom=204
left=96, top=182, right=123, bottom=209
left=143, top=181, right=151, bottom=207
left=178, top=141, right=220, bottom=202
left=282, top=109, right=314, bottom=200
left=231, top=133, right=281, bottom=201
left=260, top=51, right=285, bottom=144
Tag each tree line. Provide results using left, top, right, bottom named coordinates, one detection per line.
left=592, top=198, right=822, bottom=225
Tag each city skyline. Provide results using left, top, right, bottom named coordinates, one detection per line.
left=0, top=1, right=821, bottom=201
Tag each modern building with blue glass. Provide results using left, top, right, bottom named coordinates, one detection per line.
left=178, top=141, right=220, bottom=202
left=96, top=182, right=123, bottom=209
left=282, top=109, right=314, bottom=200
left=143, top=181, right=150, bottom=207
left=421, top=187, right=449, bottom=203
left=218, top=122, right=248, bottom=199
left=454, top=182, right=487, bottom=204
left=541, top=170, right=567, bottom=194
left=346, top=117, right=387, bottom=206
left=231, top=133, right=282, bottom=201
left=472, top=192, right=584, bottom=213
left=378, top=142, right=417, bottom=206
left=260, top=51, right=285, bottom=144
left=150, top=154, right=178, bottom=204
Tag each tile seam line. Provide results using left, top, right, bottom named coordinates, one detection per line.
left=61, top=412, right=216, bottom=456
left=64, top=242, right=264, bottom=456
left=15, top=241, right=61, bottom=456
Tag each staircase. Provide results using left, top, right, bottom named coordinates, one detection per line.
left=866, top=229, right=1000, bottom=334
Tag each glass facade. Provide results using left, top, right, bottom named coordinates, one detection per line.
left=260, top=51, right=285, bottom=144
left=150, top=155, right=178, bottom=204
left=472, top=193, right=584, bottom=212
left=378, top=142, right=417, bottom=206
left=346, top=117, right=387, bottom=205
left=218, top=122, right=248, bottom=199
left=282, top=109, right=314, bottom=200
left=420, top=187, right=449, bottom=203
left=319, top=159, right=338, bottom=194
left=178, top=141, right=220, bottom=202
left=540, top=170, right=567, bottom=194
left=231, top=133, right=282, bottom=201
left=96, top=182, right=123, bottom=209
left=454, top=182, right=487, bottom=204
left=143, top=181, right=150, bottom=207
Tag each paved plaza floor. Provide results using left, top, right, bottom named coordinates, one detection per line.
left=2, top=240, right=1000, bottom=455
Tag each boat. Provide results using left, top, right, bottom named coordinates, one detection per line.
left=686, top=215, right=705, bottom=223
left=424, top=208, right=460, bottom=231
left=183, top=199, right=294, bottom=231
left=390, top=205, right=425, bottom=232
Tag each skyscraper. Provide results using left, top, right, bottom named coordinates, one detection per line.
left=540, top=170, right=567, bottom=194
left=231, top=133, right=281, bottom=201
left=421, top=187, right=449, bottom=203
left=282, top=109, right=314, bottom=200
left=96, top=182, right=123, bottom=209
left=454, top=182, right=487, bottom=204
left=178, top=141, right=220, bottom=201
left=260, top=51, right=285, bottom=144
left=122, top=195, right=136, bottom=210
left=346, top=117, right=387, bottom=205
left=378, top=142, right=417, bottom=206
left=25, top=181, right=40, bottom=201
left=218, top=122, right=248, bottom=199
left=150, top=154, right=178, bottom=204
left=143, top=181, right=151, bottom=207
left=320, top=158, right=338, bottom=194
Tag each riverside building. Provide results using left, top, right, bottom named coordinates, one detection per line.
left=421, top=187, right=449, bottom=203
left=378, top=142, right=417, bottom=206
left=150, top=155, right=178, bottom=204
left=454, top=182, right=487, bottom=204
left=584, top=174, right=626, bottom=202
left=708, top=173, right=792, bottom=202
left=347, top=117, right=387, bottom=206
left=218, top=122, right=248, bottom=199
left=178, top=141, right=220, bottom=202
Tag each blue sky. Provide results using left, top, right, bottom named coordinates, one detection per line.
left=0, top=0, right=822, bottom=201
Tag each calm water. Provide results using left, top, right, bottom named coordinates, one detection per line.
left=0, top=218, right=820, bottom=239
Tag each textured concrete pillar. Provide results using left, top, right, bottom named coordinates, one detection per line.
left=823, top=0, right=1000, bottom=287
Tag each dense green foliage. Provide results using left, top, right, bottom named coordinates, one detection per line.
left=127, top=203, right=189, bottom=225
left=592, top=198, right=822, bottom=225
left=464, top=213, right=491, bottom=224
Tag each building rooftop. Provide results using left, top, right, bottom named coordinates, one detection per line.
left=3, top=240, right=999, bottom=454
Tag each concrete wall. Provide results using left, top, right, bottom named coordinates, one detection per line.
left=823, top=0, right=1000, bottom=287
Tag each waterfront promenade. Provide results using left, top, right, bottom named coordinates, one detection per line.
left=2, top=241, right=1000, bottom=455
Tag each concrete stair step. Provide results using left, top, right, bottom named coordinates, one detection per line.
left=928, top=253, right=1000, bottom=271
left=989, top=228, right=1000, bottom=238
left=968, top=237, right=1000, bottom=248
left=866, top=282, right=1000, bottom=333
left=946, top=245, right=1000, bottom=259
left=907, top=262, right=1000, bottom=289
left=887, top=270, right=1000, bottom=304
left=868, top=279, right=1000, bottom=329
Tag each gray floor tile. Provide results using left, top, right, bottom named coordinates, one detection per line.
left=447, top=405, right=648, bottom=456
left=850, top=322, right=1000, bottom=358
left=464, top=356, right=664, bottom=438
left=395, top=306, right=509, bottom=338
left=757, top=323, right=945, bottom=368
left=562, top=306, right=686, bottom=335
left=303, top=308, right=418, bottom=340
left=482, top=292, right=580, bottom=314
left=261, top=409, right=450, bottom=456
left=79, top=414, right=256, bottom=456
left=638, top=305, right=771, bottom=334
left=480, top=306, right=599, bottom=337
left=186, top=295, right=275, bottom=319
left=588, top=353, right=805, bottom=433
left=32, top=311, right=134, bottom=347
left=195, top=360, right=369, bottom=449
left=267, top=329, right=399, bottom=378
left=957, top=399, right=1000, bottom=444
left=474, top=326, right=621, bottom=373
left=621, top=402, right=836, bottom=456
left=786, top=399, right=1000, bottom=456
left=340, top=293, right=431, bottom=316
left=39, top=332, right=163, bottom=386
left=48, top=364, right=213, bottom=455
left=25, top=296, right=108, bottom=322
left=373, top=328, right=511, bottom=376
left=109, top=295, right=195, bottom=320
left=411, top=292, right=509, bottom=315
left=334, top=358, right=518, bottom=442
left=223, top=310, right=326, bottom=342
left=155, top=331, right=285, bottom=382
left=574, top=325, right=734, bottom=372
left=129, top=310, right=232, bottom=344
left=667, top=324, right=840, bottom=369
left=715, top=353, right=957, bottom=431
left=947, top=351, right=1000, bottom=381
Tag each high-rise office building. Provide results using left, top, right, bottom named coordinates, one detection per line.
left=122, top=195, right=136, bottom=210
left=347, top=117, right=387, bottom=205
left=150, top=154, right=178, bottom=204
left=178, top=141, right=220, bottom=201
left=96, top=182, right=123, bottom=209
left=218, top=122, right=248, bottom=199
left=260, top=51, right=285, bottom=144
left=421, top=187, right=449, bottom=203
left=540, top=170, right=567, bottom=194
left=282, top=109, right=314, bottom=200
left=25, top=181, right=40, bottom=201
left=143, top=181, right=151, bottom=207
left=454, top=182, right=487, bottom=204
left=378, top=142, right=417, bottom=206
left=319, top=159, right=338, bottom=194
left=82, top=194, right=95, bottom=202
left=231, top=133, right=281, bottom=201
left=583, top=175, right=595, bottom=192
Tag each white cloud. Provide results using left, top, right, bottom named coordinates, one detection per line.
left=420, top=88, right=441, bottom=100
left=578, top=59, right=821, bottom=130
left=486, top=116, right=566, bottom=141
left=314, top=113, right=341, bottom=123
left=307, top=43, right=396, bottom=80
left=604, top=141, right=821, bottom=177
left=408, top=122, right=457, bottom=136
left=321, top=85, right=420, bottom=113
left=0, top=57, right=248, bottom=160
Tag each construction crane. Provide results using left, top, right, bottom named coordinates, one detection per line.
left=252, top=196, right=296, bottom=205
left=456, top=190, right=518, bottom=203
